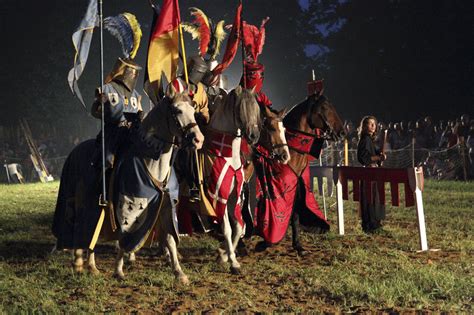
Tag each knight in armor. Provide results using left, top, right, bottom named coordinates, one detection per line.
left=240, top=17, right=272, bottom=108
left=181, top=7, right=228, bottom=117
left=202, top=60, right=228, bottom=116
left=165, top=55, right=209, bottom=204
left=91, top=58, right=143, bottom=170
left=241, top=61, right=272, bottom=108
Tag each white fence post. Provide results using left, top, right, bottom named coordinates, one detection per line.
left=408, top=167, right=428, bottom=251
left=336, top=179, right=344, bottom=235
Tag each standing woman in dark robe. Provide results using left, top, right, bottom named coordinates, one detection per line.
left=357, top=116, right=387, bottom=233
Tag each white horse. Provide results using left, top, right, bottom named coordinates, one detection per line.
left=201, top=86, right=290, bottom=274
left=52, top=91, right=202, bottom=285
left=112, top=91, right=203, bottom=284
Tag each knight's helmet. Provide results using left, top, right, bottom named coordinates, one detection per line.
left=242, top=61, right=265, bottom=93
left=182, top=8, right=227, bottom=86
left=103, top=12, right=143, bottom=91
left=106, top=58, right=142, bottom=91
left=187, top=56, right=208, bottom=85
left=203, top=59, right=226, bottom=88
left=239, top=17, right=269, bottom=92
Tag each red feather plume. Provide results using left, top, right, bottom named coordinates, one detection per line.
left=242, top=17, right=269, bottom=62
left=190, top=8, right=211, bottom=56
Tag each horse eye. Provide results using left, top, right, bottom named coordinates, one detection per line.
left=174, top=109, right=183, bottom=115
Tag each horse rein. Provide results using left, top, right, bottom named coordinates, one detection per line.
left=306, top=95, right=338, bottom=141
left=168, top=102, right=199, bottom=141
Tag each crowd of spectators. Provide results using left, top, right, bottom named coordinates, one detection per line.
left=342, top=114, right=473, bottom=151
left=1, top=114, right=473, bottom=182
left=332, top=114, right=473, bottom=180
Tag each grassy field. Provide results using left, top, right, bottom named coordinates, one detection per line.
left=0, top=180, right=472, bottom=313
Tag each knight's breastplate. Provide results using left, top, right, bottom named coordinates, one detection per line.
left=103, top=84, right=140, bottom=123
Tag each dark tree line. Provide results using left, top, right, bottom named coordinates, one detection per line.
left=1, top=0, right=473, bottom=138
left=300, top=0, right=474, bottom=121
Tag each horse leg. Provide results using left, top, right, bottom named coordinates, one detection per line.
left=217, top=247, right=228, bottom=264
left=222, top=210, right=241, bottom=274
left=114, top=248, right=126, bottom=280
left=87, top=250, right=100, bottom=275
left=231, top=219, right=244, bottom=253
left=73, top=248, right=84, bottom=273
left=291, top=209, right=308, bottom=256
left=128, top=252, right=136, bottom=264
left=163, top=232, right=189, bottom=285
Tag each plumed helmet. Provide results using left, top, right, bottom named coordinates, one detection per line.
left=187, top=55, right=209, bottom=85
left=105, top=58, right=142, bottom=91
left=241, top=61, right=264, bottom=93
left=202, top=60, right=221, bottom=87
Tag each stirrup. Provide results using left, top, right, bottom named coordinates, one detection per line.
left=189, top=187, right=201, bottom=203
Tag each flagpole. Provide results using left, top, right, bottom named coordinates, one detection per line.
left=98, top=0, right=107, bottom=205
left=239, top=0, right=246, bottom=88
left=176, top=0, right=189, bottom=84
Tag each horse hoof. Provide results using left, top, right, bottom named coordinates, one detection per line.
left=128, top=253, right=136, bottom=264
left=114, top=271, right=126, bottom=281
left=230, top=266, right=241, bottom=275
left=73, top=266, right=84, bottom=273
left=293, top=244, right=309, bottom=257
left=178, top=275, right=190, bottom=285
left=216, top=248, right=228, bottom=264
left=297, top=249, right=309, bottom=257
left=236, top=245, right=249, bottom=257
left=88, top=266, right=100, bottom=276
left=255, top=241, right=271, bottom=252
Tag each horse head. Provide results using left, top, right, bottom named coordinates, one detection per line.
left=168, top=91, right=204, bottom=150
left=307, top=93, right=345, bottom=141
left=231, top=85, right=262, bottom=145
left=284, top=93, right=345, bottom=142
left=143, top=89, right=204, bottom=150
left=259, top=105, right=290, bottom=164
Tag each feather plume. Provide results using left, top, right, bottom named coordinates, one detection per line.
left=182, top=22, right=201, bottom=40
left=257, top=17, right=269, bottom=59
left=187, top=7, right=211, bottom=56
left=211, top=20, right=226, bottom=60
left=104, top=13, right=142, bottom=59
left=123, top=13, right=142, bottom=59
left=242, top=17, right=269, bottom=62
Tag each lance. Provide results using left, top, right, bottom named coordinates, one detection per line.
left=99, top=0, right=106, bottom=205
left=89, top=0, right=106, bottom=250
left=175, top=0, right=205, bottom=202
left=176, top=0, right=189, bottom=84
left=240, top=0, right=246, bottom=88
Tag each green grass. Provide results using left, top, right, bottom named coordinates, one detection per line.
left=0, top=180, right=472, bottom=312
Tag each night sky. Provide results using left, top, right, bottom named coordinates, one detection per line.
left=1, top=0, right=473, bottom=138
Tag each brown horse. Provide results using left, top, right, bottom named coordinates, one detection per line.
left=252, top=92, right=345, bottom=254
left=240, top=105, right=290, bottom=239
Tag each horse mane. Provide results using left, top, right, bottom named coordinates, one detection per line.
left=141, top=92, right=193, bottom=137
left=220, top=87, right=261, bottom=142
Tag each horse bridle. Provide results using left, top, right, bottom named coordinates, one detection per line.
left=260, top=116, right=289, bottom=160
left=307, top=95, right=339, bottom=141
left=168, top=102, right=199, bottom=139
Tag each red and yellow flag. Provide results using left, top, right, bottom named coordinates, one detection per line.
left=144, top=0, right=180, bottom=105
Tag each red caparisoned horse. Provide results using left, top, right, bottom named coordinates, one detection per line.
left=240, top=105, right=290, bottom=240
left=253, top=91, right=345, bottom=255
